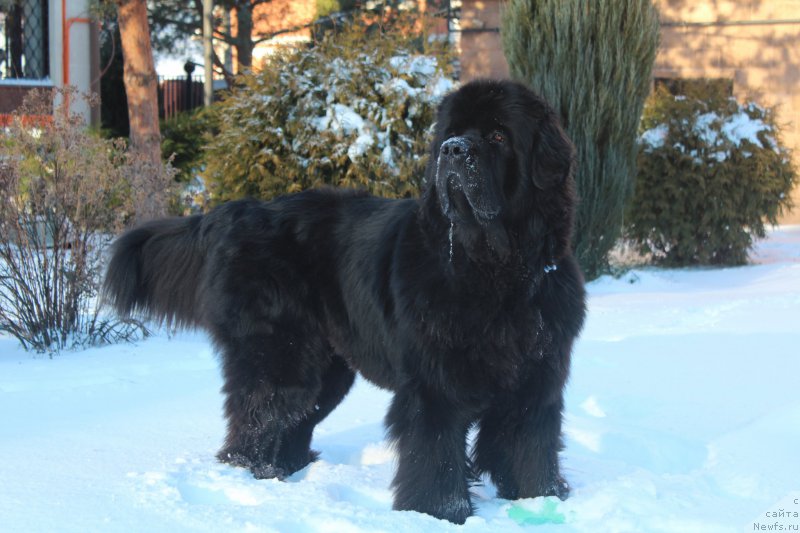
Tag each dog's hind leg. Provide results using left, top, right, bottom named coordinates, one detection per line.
left=259, top=353, right=355, bottom=475
left=212, top=321, right=354, bottom=479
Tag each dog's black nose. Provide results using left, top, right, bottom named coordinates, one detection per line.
left=440, top=137, right=472, bottom=158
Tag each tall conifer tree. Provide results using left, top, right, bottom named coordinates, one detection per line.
left=501, top=0, right=660, bottom=278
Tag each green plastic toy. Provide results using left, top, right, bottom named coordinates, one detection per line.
left=508, top=498, right=567, bottom=526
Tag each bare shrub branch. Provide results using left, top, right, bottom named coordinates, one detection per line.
left=0, top=88, right=157, bottom=353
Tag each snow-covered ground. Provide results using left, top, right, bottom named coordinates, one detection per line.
left=2, top=227, right=799, bottom=532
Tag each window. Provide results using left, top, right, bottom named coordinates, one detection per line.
left=1, top=0, right=49, bottom=80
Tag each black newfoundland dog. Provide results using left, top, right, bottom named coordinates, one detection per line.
left=103, top=79, right=586, bottom=524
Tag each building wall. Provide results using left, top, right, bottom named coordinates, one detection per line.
left=0, top=0, right=95, bottom=123
left=248, top=0, right=317, bottom=68
left=654, top=0, right=800, bottom=223
left=457, top=0, right=800, bottom=223
left=458, top=0, right=509, bottom=81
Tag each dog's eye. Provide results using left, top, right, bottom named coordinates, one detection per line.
left=490, top=131, right=506, bottom=144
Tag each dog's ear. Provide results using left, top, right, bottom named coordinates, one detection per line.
left=531, top=114, right=575, bottom=190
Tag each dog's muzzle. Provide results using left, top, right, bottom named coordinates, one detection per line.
left=436, top=137, right=498, bottom=221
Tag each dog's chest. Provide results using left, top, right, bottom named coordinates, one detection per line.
left=412, top=290, right=546, bottom=390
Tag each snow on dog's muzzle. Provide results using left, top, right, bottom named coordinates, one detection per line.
left=436, top=136, right=499, bottom=222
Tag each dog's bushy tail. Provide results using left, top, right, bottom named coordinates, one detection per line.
left=102, top=215, right=205, bottom=328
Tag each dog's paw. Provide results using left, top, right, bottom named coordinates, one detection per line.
left=545, top=476, right=570, bottom=501
left=216, top=450, right=283, bottom=478
left=496, top=474, right=570, bottom=502
left=394, top=494, right=473, bottom=525
left=216, top=447, right=319, bottom=481
left=435, top=495, right=474, bottom=525
left=250, top=463, right=287, bottom=480
left=216, top=450, right=253, bottom=469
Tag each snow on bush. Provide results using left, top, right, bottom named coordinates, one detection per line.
left=641, top=103, right=780, bottom=163
left=628, top=84, right=796, bottom=266
left=202, top=23, right=455, bottom=203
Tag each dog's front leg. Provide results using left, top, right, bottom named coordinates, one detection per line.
left=385, top=386, right=474, bottom=524
left=473, top=351, right=571, bottom=501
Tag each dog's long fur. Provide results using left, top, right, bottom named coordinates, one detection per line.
left=103, top=79, right=586, bottom=524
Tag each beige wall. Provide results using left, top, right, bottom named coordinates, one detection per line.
left=459, top=0, right=800, bottom=223
left=458, top=0, right=509, bottom=80
left=654, top=0, right=800, bottom=223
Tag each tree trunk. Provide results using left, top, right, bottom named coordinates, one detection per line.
left=235, top=2, right=254, bottom=73
left=117, top=0, right=166, bottom=221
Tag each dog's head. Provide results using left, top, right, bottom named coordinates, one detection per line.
left=426, top=80, right=576, bottom=260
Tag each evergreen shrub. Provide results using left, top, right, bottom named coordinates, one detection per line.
left=161, top=109, right=215, bottom=213
left=628, top=84, right=796, bottom=266
left=202, top=20, right=454, bottom=204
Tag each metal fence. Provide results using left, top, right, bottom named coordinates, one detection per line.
left=158, top=74, right=205, bottom=120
